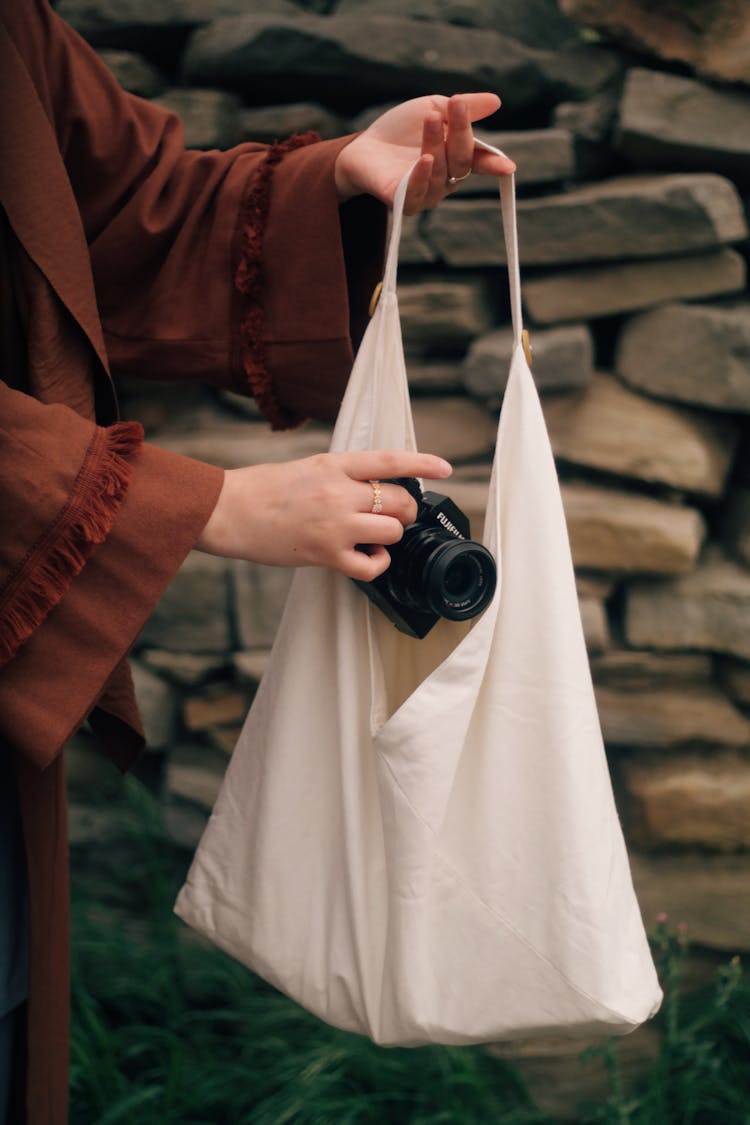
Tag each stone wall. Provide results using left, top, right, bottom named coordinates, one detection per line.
left=62, top=0, right=749, bottom=1111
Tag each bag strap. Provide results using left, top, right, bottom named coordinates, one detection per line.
left=474, top=138, right=524, bottom=352
left=383, top=138, right=527, bottom=359
left=381, top=170, right=412, bottom=300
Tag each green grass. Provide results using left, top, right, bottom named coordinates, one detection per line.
left=70, top=780, right=750, bottom=1125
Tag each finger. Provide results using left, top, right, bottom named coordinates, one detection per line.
left=459, top=91, right=502, bottom=122
left=445, top=96, right=475, bottom=185
left=443, top=92, right=515, bottom=176
left=473, top=149, right=517, bottom=176
left=341, top=544, right=392, bottom=582
left=404, top=154, right=434, bottom=216
left=359, top=481, right=418, bottom=524
left=338, top=450, right=452, bottom=482
left=351, top=513, right=406, bottom=547
left=420, top=111, right=448, bottom=209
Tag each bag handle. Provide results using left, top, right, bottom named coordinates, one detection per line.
left=381, top=139, right=528, bottom=361
left=474, top=138, right=523, bottom=352
left=381, top=169, right=413, bottom=300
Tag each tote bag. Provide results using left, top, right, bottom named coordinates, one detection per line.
left=176, top=150, right=662, bottom=1046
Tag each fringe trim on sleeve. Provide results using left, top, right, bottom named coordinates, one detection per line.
left=234, top=131, right=319, bottom=431
left=0, top=420, right=144, bottom=669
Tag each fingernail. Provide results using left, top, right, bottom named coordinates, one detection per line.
left=437, top=458, right=452, bottom=474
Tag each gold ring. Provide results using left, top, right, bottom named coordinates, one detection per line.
left=369, top=479, right=383, bottom=515
left=447, top=169, right=472, bottom=186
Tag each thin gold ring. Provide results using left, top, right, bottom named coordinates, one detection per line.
left=369, top=479, right=383, bottom=515
left=447, top=169, right=472, bottom=186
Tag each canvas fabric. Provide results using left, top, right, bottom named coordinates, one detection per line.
left=176, top=152, right=662, bottom=1046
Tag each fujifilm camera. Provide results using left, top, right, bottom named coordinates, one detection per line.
left=355, top=477, right=497, bottom=639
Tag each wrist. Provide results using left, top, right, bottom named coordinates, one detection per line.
left=334, top=141, right=362, bottom=204
left=196, top=469, right=231, bottom=556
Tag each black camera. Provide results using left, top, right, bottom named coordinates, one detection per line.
left=355, top=478, right=497, bottom=639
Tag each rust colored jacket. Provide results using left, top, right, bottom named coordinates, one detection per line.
left=0, top=3, right=384, bottom=1121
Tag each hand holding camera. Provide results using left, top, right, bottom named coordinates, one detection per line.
left=355, top=477, right=497, bottom=639
left=195, top=451, right=453, bottom=580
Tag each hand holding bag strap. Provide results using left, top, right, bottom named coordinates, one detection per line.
left=384, top=145, right=526, bottom=359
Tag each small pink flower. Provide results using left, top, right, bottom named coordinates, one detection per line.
left=677, top=921, right=688, bottom=934
left=655, top=912, right=669, bottom=924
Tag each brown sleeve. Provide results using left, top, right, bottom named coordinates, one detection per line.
left=2, top=0, right=387, bottom=427
left=0, top=382, right=223, bottom=768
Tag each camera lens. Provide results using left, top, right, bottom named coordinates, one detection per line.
left=422, top=539, right=496, bottom=621
left=443, top=556, right=477, bottom=600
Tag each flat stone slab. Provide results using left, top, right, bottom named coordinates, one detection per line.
left=239, top=102, right=345, bottom=143
left=596, top=686, right=750, bottom=750
left=561, top=482, right=706, bottom=575
left=398, top=275, right=496, bottom=355
left=560, top=0, right=750, bottom=87
left=232, top=649, right=271, bottom=687
left=412, top=397, right=497, bottom=463
left=184, top=13, right=620, bottom=116
left=544, top=373, right=739, bottom=497
left=579, top=597, right=610, bottom=654
left=399, top=215, right=437, bottom=265
left=590, top=650, right=713, bottom=691
left=167, top=744, right=229, bottom=812
left=151, top=406, right=331, bottom=469
left=463, top=324, right=593, bottom=403
left=463, top=128, right=576, bottom=189
left=620, top=750, right=750, bottom=852
left=59, top=0, right=301, bottom=37
left=426, top=173, right=747, bottom=267
left=449, top=476, right=705, bottom=575
left=138, top=551, right=232, bottom=654
left=151, top=87, right=242, bottom=149
left=630, top=852, right=750, bottom=952
left=97, top=49, right=165, bottom=96
left=717, top=657, right=750, bottom=708
left=616, top=301, right=750, bottom=412
left=723, top=486, right=750, bottom=568
left=183, top=688, right=248, bottom=732
left=523, top=247, right=745, bottom=324
left=232, top=559, right=294, bottom=649
left=335, top=0, right=581, bottom=50
left=140, top=649, right=229, bottom=686
left=130, top=659, right=179, bottom=749
left=406, top=360, right=463, bottom=395
left=625, top=550, right=750, bottom=661
left=616, top=68, right=750, bottom=183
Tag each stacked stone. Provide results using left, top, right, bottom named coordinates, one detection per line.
left=61, top=0, right=750, bottom=1047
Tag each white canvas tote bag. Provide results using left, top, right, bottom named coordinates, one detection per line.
left=176, top=149, right=662, bottom=1046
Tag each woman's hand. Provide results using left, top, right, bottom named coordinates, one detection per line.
left=334, top=93, right=516, bottom=214
left=196, top=450, right=452, bottom=582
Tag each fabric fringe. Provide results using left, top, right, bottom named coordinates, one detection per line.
left=234, top=131, right=319, bottom=431
left=0, top=420, right=143, bottom=669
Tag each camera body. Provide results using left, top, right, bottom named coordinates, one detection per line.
left=355, top=478, right=497, bottom=639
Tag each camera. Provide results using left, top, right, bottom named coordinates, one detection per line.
left=354, top=477, right=497, bottom=639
